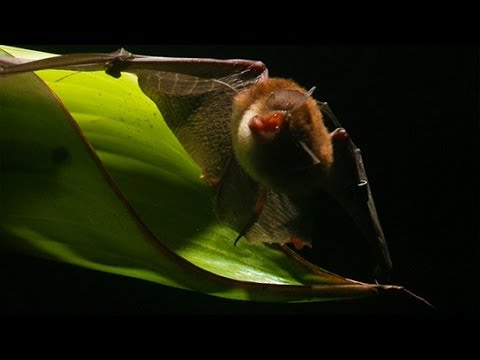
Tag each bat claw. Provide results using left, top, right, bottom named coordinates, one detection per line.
left=233, top=234, right=242, bottom=247
left=330, top=127, right=349, bottom=141
left=105, top=49, right=134, bottom=78
left=356, top=180, right=369, bottom=202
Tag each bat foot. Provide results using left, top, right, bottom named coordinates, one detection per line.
left=289, top=235, right=311, bottom=250
left=105, top=49, right=134, bottom=78
left=330, top=127, right=349, bottom=141
left=200, top=172, right=220, bottom=187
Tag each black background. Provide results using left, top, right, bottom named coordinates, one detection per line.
left=1, top=45, right=477, bottom=316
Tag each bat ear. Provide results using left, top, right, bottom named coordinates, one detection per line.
left=289, top=86, right=315, bottom=111
left=306, top=86, right=316, bottom=97
left=291, top=86, right=316, bottom=111
left=267, top=88, right=311, bottom=112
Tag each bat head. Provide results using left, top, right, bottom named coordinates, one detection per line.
left=232, top=78, right=333, bottom=195
left=247, top=87, right=316, bottom=142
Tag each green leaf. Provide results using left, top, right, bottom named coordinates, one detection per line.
left=0, top=45, right=430, bottom=304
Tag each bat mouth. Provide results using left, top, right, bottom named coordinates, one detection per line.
left=248, top=111, right=287, bottom=142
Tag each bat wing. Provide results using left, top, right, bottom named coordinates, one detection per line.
left=135, top=68, right=258, bottom=180
left=317, top=102, right=392, bottom=280
left=215, top=156, right=310, bottom=246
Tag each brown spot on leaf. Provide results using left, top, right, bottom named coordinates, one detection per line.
left=51, top=146, right=71, bottom=166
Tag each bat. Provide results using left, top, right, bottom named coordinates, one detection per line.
left=0, top=48, right=392, bottom=281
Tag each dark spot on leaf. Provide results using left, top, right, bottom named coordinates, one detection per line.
left=51, top=146, right=71, bottom=166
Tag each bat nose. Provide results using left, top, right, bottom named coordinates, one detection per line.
left=248, top=112, right=286, bottom=141
left=248, top=112, right=286, bottom=131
